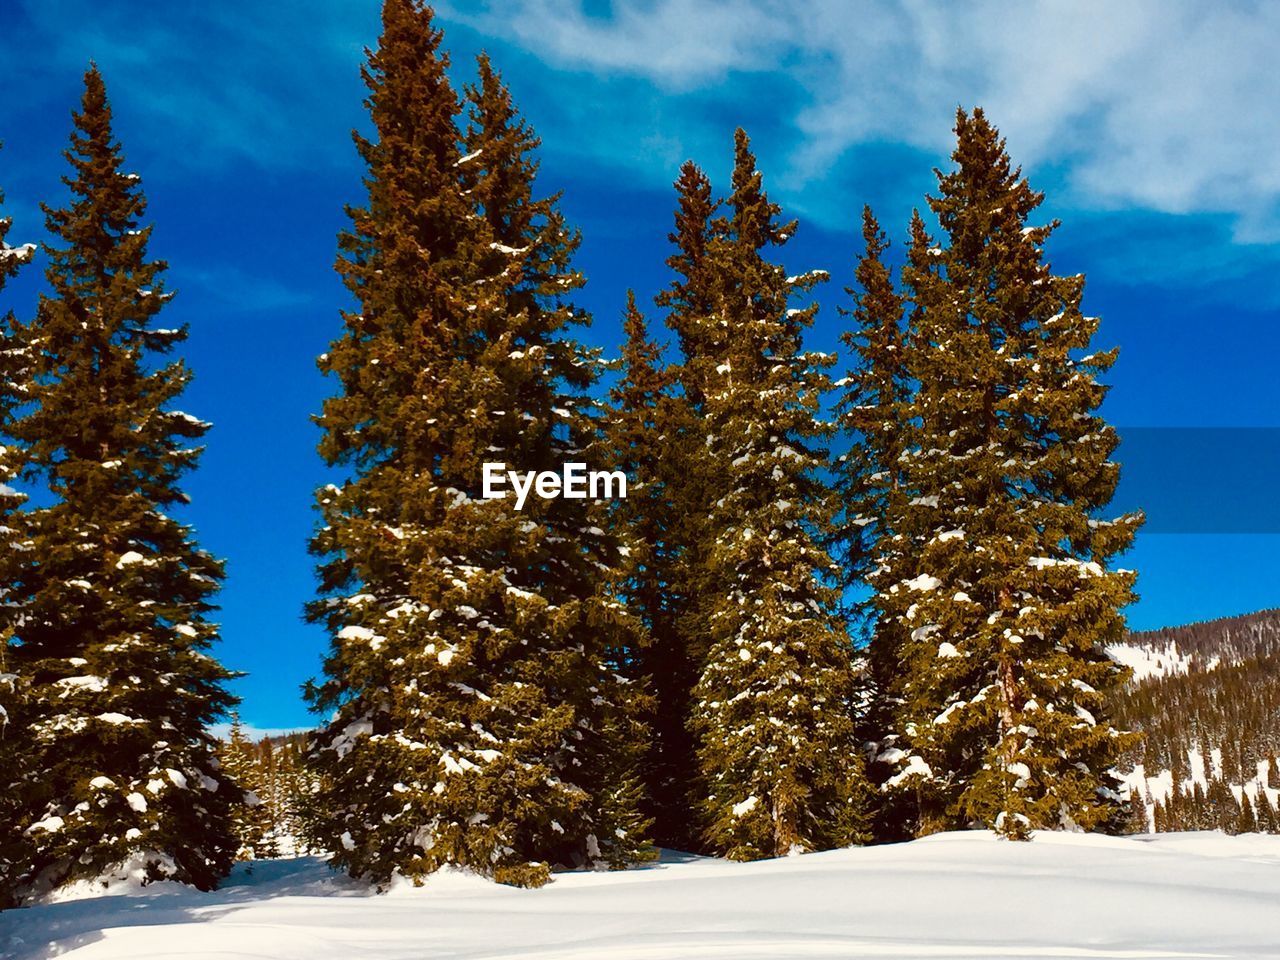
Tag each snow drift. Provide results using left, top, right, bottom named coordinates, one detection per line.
left=3, top=830, right=1279, bottom=959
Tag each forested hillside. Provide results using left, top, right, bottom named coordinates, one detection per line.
left=1109, top=610, right=1280, bottom=833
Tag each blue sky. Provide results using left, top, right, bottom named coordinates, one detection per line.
left=2, top=0, right=1280, bottom=733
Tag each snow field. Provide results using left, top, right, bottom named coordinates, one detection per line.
left=4, top=830, right=1280, bottom=960
left=1104, top=642, right=1198, bottom=682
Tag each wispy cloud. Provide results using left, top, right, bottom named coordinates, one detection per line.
left=444, top=0, right=1280, bottom=241
left=15, top=0, right=1280, bottom=239
left=181, top=264, right=318, bottom=314
left=11, top=0, right=375, bottom=172
left=9, top=0, right=1279, bottom=301
left=449, top=0, right=786, bottom=88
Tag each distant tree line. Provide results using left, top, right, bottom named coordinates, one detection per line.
left=1125, top=608, right=1280, bottom=663
left=1149, top=777, right=1280, bottom=835
left=217, top=721, right=319, bottom=860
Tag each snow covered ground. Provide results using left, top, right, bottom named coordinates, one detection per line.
left=4, top=831, right=1280, bottom=960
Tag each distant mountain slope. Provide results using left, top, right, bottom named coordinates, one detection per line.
left=1108, top=609, right=1280, bottom=832
left=1123, top=607, right=1280, bottom=664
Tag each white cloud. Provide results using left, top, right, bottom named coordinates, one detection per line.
left=450, top=0, right=785, bottom=89
left=446, top=0, right=1280, bottom=240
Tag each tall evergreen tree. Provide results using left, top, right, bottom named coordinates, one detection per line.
left=660, top=161, right=720, bottom=407
left=0, top=151, right=33, bottom=647
left=686, top=130, right=869, bottom=859
left=832, top=206, right=913, bottom=836
left=636, top=160, right=726, bottom=851
left=869, top=209, right=951, bottom=837
left=883, top=108, right=1141, bottom=838
left=305, top=3, right=649, bottom=889
left=0, top=67, right=239, bottom=899
left=0, top=152, right=36, bottom=903
left=605, top=293, right=670, bottom=647
left=603, top=291, right=700, bottom=849
left=834, top=206, right=907, bottom=607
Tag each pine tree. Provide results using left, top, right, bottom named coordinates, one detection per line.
left=1119, top=786, right=1148, bottom=835
left=218, top=717, right=278, bottom=860
left=258, top=738, right=301, bottom=852
left=262, top=733, right=318, bottom=855
left=1207, top=779, right=1238, bottom=833
left=868, top=210, right=954, bottom=837
left=305, top=3, right=649, bottom=888
left=603, top=291, right=701, bottom=849
left=660, top=162, right=720, bottom=407
left=1172, top=746, right=1191, bottom=790
left=458, top=56, right=652, bottom=872
left=1189, top=782, right=1207, bottom=830
left=658, top=162, right=724, bottom=655
left=0, top=150, right=34, bottom=657
left=832, top=206, right=912, bottom=836
left=834, top=206, right=908, bottom=614
left=1255, top=788, right=1277, bottom=834
left=686, top=129, right=868, bottom=860
left=1237, top=791, right=1257, bottom=834
left=271, top=734, right=320, bottom=853
left=1161, top=788, right=1176, bottom=832
left=0, top=67, right=239, bottom=899
left=641, top=159, right=724, bottom=852
left=0, top=152, right=36, bottom=904
left=883, top=108, right=1142, bottom=838
left=1224, top=740, right=1242, bottom=783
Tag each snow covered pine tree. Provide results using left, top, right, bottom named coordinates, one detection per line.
left=305, top=1, right=650, bottom=888
left=680, top=130, right=870, bottom=859
left=635, top=159, right=725, bottom=853
left=832, top=206, right=915, bottom=840
left=602, top=291, right=700, bottom=851
left=834, top=207, right=909, bottom=612
left=0, top=147, right=37, bottom=904
left=882, top=109, right=1142, bottom=838
left=0, top=67, right=241, bottom=901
